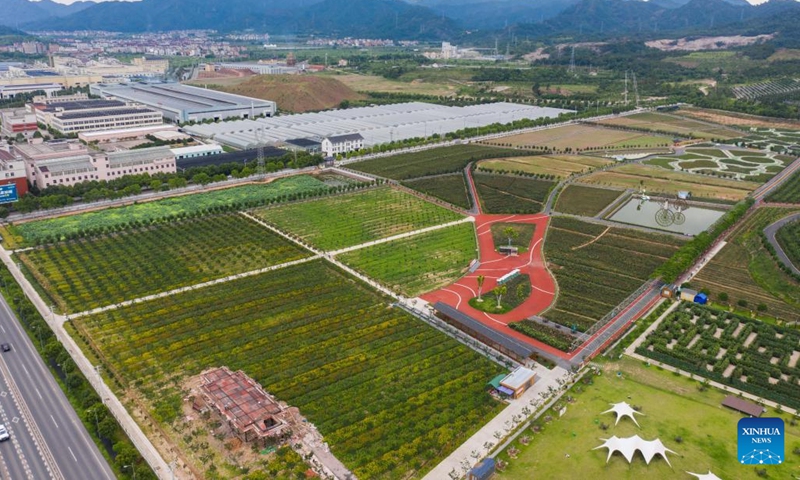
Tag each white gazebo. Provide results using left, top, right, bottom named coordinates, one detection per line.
left=602, top=402, right=644, bottom=427
left=687, top=471, right=723, bottom=480
left=593, top=435, right=676, bottom=466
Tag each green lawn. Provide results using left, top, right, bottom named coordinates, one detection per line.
left=555, top=185, right=624, bottom=217
left=255, top=187, right=463, bottom=251
left=490, top=222, right=536, bottom=253
left=337, top=222, right=477, bottom=297
left=496, top=357, right=800, bottom=479
left=17, top=214, right=309, bottom=312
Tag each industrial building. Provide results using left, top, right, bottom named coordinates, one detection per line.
left=90, top=83, right=277, bottom=123
left=13, top=140, right=175, bottom=189
left=184, top=102, right=572, bottom=150
left=0, top=148, right=29, bottom=197
left=0, top=83, right=63, bottom=100
left=497, top=366, right=536, bottom=399
left=0, top=109, right=38, bottom=139
left=77, top=124, right=180, bottom=144
left=33, top=98, right=163, bottom=134
left=170, top=144, right=223, bottom=160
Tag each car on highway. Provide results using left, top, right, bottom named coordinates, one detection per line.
left=1, top=343, right=10, bottom=352
left=0, top=424, right=9, bottom=442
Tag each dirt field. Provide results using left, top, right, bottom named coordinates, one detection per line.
left=598, top=112, right=739, bottom=139
left=189, top=74, right=365, bottom=113
left=330, top=73, right=457, bottom=97
left=478, top=155, right=612, bottom=178
left=490, top=125, right=671, bottom=151
left=577, top=163, right=759, bottom=201
left=677, top=107, right=800, bottom=130
left=645, top=34, right=773, bottom=51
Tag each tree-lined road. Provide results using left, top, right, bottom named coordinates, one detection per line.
left=0, top=295, right=114, bottom=480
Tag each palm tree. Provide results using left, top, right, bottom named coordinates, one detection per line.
left=503, top=226, right=518, bottom=248
left=494, top=285, right=507, bottom=309
left=476, top=275, right=485, bottom=302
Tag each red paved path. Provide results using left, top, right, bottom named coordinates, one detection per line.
left=420, top=213, right=571, bottom=358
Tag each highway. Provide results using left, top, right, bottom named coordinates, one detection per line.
left=0, top=295, right=115, bottom=480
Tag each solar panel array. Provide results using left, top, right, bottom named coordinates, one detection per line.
left=184, top=102, right=572, bottom=150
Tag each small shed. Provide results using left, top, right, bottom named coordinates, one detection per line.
left=660, top=285, right=677, bottom=299
left=680, top=288, right=698, bottom=302
left=722, top=396, right=763, bottom=417
left=467, top=458, right=496, bottom=480
left=499, top=366, right=536, bottom=399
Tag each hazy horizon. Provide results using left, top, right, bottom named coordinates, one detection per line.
left=41, top=0, right=774, bottom=4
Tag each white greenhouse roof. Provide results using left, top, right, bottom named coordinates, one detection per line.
left=170, top=144, right=223, bottom=156
left=184, top=102, right=572, bottom=149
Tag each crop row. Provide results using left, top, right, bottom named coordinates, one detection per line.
left=638, top=303, right=800, bottom=409
left=18, top=213, right=308, bottom=312
left=256, top=187, right=463, bottom=251
left=767, top=169, right=800, bottom=203
left=776, top=220, right=800, bottom=272
left=542, top=218, right=683, bottom=330
left=350, top=144, right=528, bottom=180
left=403, top=173, right=472, bottom=210
left=14, top=175, right=338, bottom=246
left=473, top=173, right=554, bottom=214
left=337, top=222, right=477, bottom=297
left=76, top=260, right=502, bottom=479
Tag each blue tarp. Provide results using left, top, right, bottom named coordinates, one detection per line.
left=469, top=458, right=496, bottom=480
left=694, top=293, right=708, bottom=305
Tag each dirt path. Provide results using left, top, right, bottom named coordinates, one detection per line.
left=572, top=226, right=611, bottom=250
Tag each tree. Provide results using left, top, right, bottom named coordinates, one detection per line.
left=503, top=226, right=518, bottom=247
left=494, top=285, right=507, bottom=309
left=718, top=292, right=729, bottom=303
left=192, top=172, right=211, bottom=185
left=476, top=275, right=485, bottom=302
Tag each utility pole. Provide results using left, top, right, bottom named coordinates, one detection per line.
left=624, top=71, right=629, bottom=105
left=633, top=72, right=641, bottom=108
left=568, top=46, right=576, bottom=74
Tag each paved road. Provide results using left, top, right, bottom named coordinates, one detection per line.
left=0, top=296, right=114, bottom=480
left=763, top=212, right=800, bottom=276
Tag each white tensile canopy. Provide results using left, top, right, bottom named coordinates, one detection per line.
left=602, top=402, right=644, bottom=427
left=687, top=471, right=723, bottom=480
left=593, top=435, right=676, bottom=466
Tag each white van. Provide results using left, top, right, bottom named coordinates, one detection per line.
left=0, top=424, right=9, bottom=442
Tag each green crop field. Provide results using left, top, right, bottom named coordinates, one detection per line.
left=776, top=220, right=800, bottom=269
left=495, top=357, right=800, bottom=479
left=17, top=214, right=309, bottom=312
left=74, top=260, right=503, bottom=480
left=639, top=303, right=800, bottom=409
left=403, top=174, right=472, bottom=209
left=767, top=170, right=800, bottom=203
left=542, top=217, right=684, bottom=332
left=256, top=187, right=463, bottom=251
left=477, top=155, right=612, bottom=179
left=599, top=112, right=739, bottom=140
left=554, top=185, right=624, bottom=217
left=349, top=145, right=526, bottom=180
left=13, top=176, right=331, bottom=246
left=490, top=222, right=535, bottom=253
left=474, top=173, right=554, bottom=214
left=337, top=222, right=477, bottom=297
left=692, top=208, right=800, bottom=321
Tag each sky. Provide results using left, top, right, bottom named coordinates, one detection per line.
left=44, top=0, right=772, bottom=4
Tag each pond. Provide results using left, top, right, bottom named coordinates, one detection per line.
left=608, top=198, right=726, bottom=236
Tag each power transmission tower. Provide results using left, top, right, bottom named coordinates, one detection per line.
left=624, top=71, right=629, bottom=105
left=568, top=46, right=576, bottom=74
left=256, top=127, right=265, bottom=177
left=632, top=72, right=641, bottom=108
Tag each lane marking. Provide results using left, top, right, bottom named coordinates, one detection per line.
left=34, top=389, right=42, bottom=401
left=66, top=447, right=76, bottom=463
left=49, top=416, right=58, bottom=430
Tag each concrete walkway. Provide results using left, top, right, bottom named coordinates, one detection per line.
left=328, top=217, right=473, bottom=256
left=422, top=364, right=571, bottom=480
left=763, top=211, right=800, bottom=276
